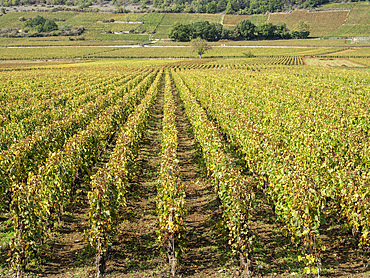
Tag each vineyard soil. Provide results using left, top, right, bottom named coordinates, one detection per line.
left=173, top=86, right=237, bottom=277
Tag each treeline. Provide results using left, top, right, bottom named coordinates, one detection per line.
left=169, top=20, right=309, bottom=42
left=153, top=0, right=366, bottom=14
left=154, top=0, right=328, bottom=14
left=0, top=0, right=367, bottom=14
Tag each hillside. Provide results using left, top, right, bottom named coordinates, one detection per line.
left=0, top=1, right=368, bottom=45
left=223, top=2, right=370, bottom=37
left=0, top=0, right=368, bottom=15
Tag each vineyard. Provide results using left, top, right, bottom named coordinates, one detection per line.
left=0, top=59, right=369, bottom=278
left=0, top=46, right=359, bottom=61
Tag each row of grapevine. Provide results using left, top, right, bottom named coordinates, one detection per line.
left=86, top=70, right=163, bottom=277
left=0, top=70, right=142, bottom=151
left=0, top=70, right=153, bottom=212
left=171, top=70, right=254, bottom=276
left=161, top=57, right=306, bottom=71
left=156, top=72, right=187, bottom=276
left=170, top=63, right=259, bottom=71
left=267, top=56, right=304, bottom=65
left=177, top=67, right=369, bottom=275
left=0, top=66, right=148, bottom=126
left=9, top=69, right=159, bottom=276
left=1, top=68, right=112, bottom=123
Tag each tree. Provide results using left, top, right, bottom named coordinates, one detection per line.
left=256, top=23, right=276, bottom=40
left=140, top=0, right=147, bottom=9
left=225, top=1, right=233, bottom=14
left=206, top=1, right=217, bottom=13
left=236, top=19, right=256, bottom=40
left=244, top=50, right=255, bottom=57
left=292, top=20, right=310, bottom=39
left=190, top=37, right=211, bottom=58
left=191, top=21, right=223, bottom=41
left=25, top=15, right=46, bottom=28
left=275, top=22, right=290, bottom=39
left=169, top=23, right=192, bottom=42
left=24, top=16, right=58, bottom=33
left=42, top=19, right=58, bottom=32
left=217, top=0, right=227, bottom=12
left=296, top=20, right=310, bottom=33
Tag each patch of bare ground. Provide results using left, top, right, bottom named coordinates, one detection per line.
left=172, top=82, right=236, bottom=278
left=37, top=187, right=94, bottom=278
left=104, top=75, right=165, bottom=277
left=319, top=219, right=370, bottom=277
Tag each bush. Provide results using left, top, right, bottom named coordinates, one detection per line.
left=24, top=16, right=58, bottom=33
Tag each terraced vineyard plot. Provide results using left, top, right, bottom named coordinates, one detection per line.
left=267, top=10, right=349, bottom=37
left=345, top=2, right=370, bottom=25
left=222, top=14, right=268, bottom=26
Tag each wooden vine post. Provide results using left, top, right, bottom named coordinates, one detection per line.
left=167, top=209, right=177, bottom=277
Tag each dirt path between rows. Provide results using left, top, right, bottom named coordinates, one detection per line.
left=171, top=74, right=237, bottom=277
left=106, top=74, right=166, bottom=277
left=38, top=136, right=120, bottom=277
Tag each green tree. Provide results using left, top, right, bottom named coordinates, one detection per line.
left=140, top=0, right=147, bottom=9
left=236, top=19, right=256, bottom=40
left=256, top=23, right=276, bottom=40
left=190, top=37, right=211, bottom=58
left=24, top=16, right=58, bottom=33
left=25, top=15, right=46, bottom=28
left=206, top=1, right=217, bottom=13
left=225, top=1, right=233, bottom=14
left=244, top=50, right=255, bottom=57
left=191, top=21, right=223, bottom=41
left=275, top=22, right=290, bottom=39
left=292, top=20, right=310, bottom=39
left=296, top=20, right=310, bottom=33
left=217, top=0, right=227, bottom=11
left=42, top=19, right=58, bottom=32
left=169, top=23, right=192, bottom=42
